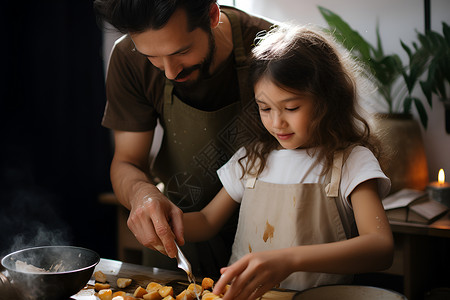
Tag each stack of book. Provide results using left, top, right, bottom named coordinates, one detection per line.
left=382, top=189, right=449, bottom=224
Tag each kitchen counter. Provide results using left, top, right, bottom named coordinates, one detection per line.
left=72, top=258, right=298, bottom=299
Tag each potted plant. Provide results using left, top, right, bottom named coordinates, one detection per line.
left=318, top=6, right=431, bottom=126
left=318, top=6, right=430, bottom=193
left=416, top=22, right=450, bottom=133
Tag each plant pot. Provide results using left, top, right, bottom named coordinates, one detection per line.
left=370, top=113, right=429, bottom=195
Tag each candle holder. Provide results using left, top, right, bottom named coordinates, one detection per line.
left=427, top=169, right=450, bottom=208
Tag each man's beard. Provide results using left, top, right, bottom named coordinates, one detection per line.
left=173, top=30, right=216, bottom=88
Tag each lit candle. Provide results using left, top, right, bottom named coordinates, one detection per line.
left=427, top=169, right=450, bottom=207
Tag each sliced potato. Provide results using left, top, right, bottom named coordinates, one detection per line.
left=117, top=278, right=132, bottom=289
left=95, top=283, right=112, bottom=291
left=143, top=290, right=162, bottom=300
left=187, top=283, right=202, bottom=295
left=176, top=289, right=196, bottom=300
left=134, top=286, right=148, bottom=298
left=201, top=292, right=220, bottom=300
left=98, top=289, right=113, bottom=300
left=146, top=281, right=163, bottom=292
left=113, top=291, right=126, bottom=297
left=159, top=286, right=174, bottom=297
left=201, top=278, right=214, bottom=291
left=94, top=271, right=108, bottom=283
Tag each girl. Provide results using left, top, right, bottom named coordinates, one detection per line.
left=183, top=24, right=394, bottom=300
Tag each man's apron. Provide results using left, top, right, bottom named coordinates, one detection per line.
left=146, top=9, right=255, bottom=277
left=229, top=151, right=354, bottom=291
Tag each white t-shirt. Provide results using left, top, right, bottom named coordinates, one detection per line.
left=217, top=146, right=391, bottom=213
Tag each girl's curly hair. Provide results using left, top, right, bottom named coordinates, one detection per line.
left=240, top=24, right=382, bottom=177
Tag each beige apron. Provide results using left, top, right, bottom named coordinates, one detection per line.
left=145, top=9, right=255, bottom=277
left=229, top=151, right=353, bottom=291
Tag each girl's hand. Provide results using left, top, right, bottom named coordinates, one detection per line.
left=212, top=250, right=292, bottom=300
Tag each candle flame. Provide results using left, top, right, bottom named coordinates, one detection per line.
left=438, top=168, right=445, bottom=184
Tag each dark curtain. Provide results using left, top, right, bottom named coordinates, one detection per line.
left=0, top=1, right=116, bottom=259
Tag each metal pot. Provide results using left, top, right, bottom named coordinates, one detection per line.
left=1, top=245, right=99, bottom=300
left=0, top=268, right=20, bottom=299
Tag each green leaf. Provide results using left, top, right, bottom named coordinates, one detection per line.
left=401, top=41, right=412, bottom=59
left=419, top=80, right=433, bottom=107
left=318, top=6, right=372, bottom=60
left=403, top=96, right=412, bottom=114
left=413, top=98, right=428, bottom=129
left=435, top=68, right=447, bottom=98
left=372, top=55, right=402, bottom=84
left=373, top=23, right=385, bottom=58
left=443, top=22, right=450, bottom=45
left=402, top=70, right=414, bottom=93
left=417, top=32, right=431, bottom=51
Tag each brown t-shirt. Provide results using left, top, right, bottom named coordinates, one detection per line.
left=101, top=6, right=272, bottom=131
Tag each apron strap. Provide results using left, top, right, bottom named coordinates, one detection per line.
left=325, top=151, right=344, bottom=197
left=224, top=9, right=247, bottom=68
left=245, top=176, right=257, bottom=189
left=222, top=8, right=252, bottom=107
left=244, top=157, right=262, bottom=189
left=163, top=78, right=174, bottom=105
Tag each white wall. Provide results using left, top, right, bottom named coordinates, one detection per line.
left=230, top=0, right=450, bottom=183
left=103, top=1, right=450, bottom=183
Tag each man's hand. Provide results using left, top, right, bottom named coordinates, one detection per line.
left=110, top=130, right=184, bottom=258
left=127, top=186, right=184, bottom=258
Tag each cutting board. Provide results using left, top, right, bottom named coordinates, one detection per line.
left=73, top=258, right=298, bottom=299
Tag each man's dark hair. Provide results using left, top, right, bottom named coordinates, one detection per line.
left=93, top=0, right=217, bottom=33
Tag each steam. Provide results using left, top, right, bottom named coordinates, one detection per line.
left=9, top=226, right=70, bottom=255
left=1, top=204, right=72, bottom=300
left=0, top=144, right=74, bottom=259
left=0, top=188, right=72, bottom=258
left=0, top=146, right=75, bottom=300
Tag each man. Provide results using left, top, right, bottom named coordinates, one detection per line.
left=94, top=0, right=272, bottom=276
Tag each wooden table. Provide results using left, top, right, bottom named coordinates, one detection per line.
left=72, top=258, right=298, bottom=299
left=382, top=212, right=450, bottom=300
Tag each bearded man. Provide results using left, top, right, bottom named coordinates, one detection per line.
left=94, top=0, right=272, bottom=276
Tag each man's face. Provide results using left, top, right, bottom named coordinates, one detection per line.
left=131, top=8, right=215, bottom=86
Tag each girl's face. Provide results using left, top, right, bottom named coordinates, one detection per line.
left=254, top=77, right=315, bottom=149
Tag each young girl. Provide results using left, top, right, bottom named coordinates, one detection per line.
left=182, top=24, right=394, bottom=299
